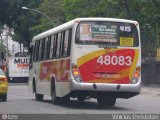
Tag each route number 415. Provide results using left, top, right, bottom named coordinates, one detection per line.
left=97, top=55, right=132, bottom=66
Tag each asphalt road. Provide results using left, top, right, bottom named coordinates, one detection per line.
left=0, top=84, right=160, bottom=114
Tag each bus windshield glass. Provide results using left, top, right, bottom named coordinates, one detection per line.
left=75, top=21, right=139, bottom=47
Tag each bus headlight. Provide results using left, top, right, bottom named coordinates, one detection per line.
left=131, top=67, right=141, bottom=84
left=72, top=65, right=82, bottom=82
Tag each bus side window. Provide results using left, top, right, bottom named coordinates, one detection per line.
left=35, top=41, right=40, bottom=61
left=32, top=44, right=36, bottom=62
left=34, top=42, right=37, bottom=61
left=39, top=38, right=45, bottom=61
left=43, top=37, right=48, bottom=60
left=67, top=29, right=72, bottom=56
left=29, top=45, right=34, bottom=69
left=52, top=34, right=58, bottom=58
left=50, top=35, right=54, bottom=59
left=29, top=45, right=33, bottom=63
left=56, top=33, right=62, bottom=58
left=38, top=40, right=42, bottom=61
left=46, top=36, right=51, bottom=59
left=62, top=30, right=69, bottom=57
left=60, top=31, right=65, bottom=57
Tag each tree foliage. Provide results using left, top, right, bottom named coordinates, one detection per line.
left=0, top=0, right=43, bottom=48
left=0, top=0, right=159, bottom=57
left=32, top=0, right=65, bottom=32
left=64, top=0, right=160, bottom=56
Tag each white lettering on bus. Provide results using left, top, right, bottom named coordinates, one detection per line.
left=97, top=55, right=132, bottom=66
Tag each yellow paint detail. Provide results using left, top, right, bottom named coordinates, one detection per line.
left=129, top=49, right=139, bottom=80
left=88, top=79, right=115, bottom=83
left=119, top=68, right=130, bottom=79
left=77, top=48, right=139, bottom=83
left=77, top=48, right=121, bottom=67
left=88, top=67, right=130, bottom=83
left=120, top=37, right=134, bottom=46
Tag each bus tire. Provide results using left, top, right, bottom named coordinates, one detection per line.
left=1, top=94, right=7, bottom=101
left=51, top=78, right=60, bottom=104
left=35, top=93, right=44, bottom=101
left=32, top=79, right=36, bottom=93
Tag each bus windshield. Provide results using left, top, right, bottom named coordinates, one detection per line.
left=75, top=21, right=139, bottom=47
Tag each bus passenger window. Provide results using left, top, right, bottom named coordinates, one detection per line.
left=63, top=30, right=69, bottom=57
left=40, top=38, right=45, bottom=60
left=56, top=33, right=61, bottom=58
left=52, top=34, right=58, bottom=58
left=32, top=44, right=36, bottom=62
left=67, top=29, right=72, bottom=56
left=35, top=41, right=40, bottom=61
left=49, top=35, right=54, bottom=59
left=44, top=37, right=48, bottom=60
left=60, top=31, right=65, bottom=57
left=46, top=36, right=51, bottom=59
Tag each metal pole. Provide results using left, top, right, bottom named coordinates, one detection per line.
left=21, top=6, right=54, bottom=25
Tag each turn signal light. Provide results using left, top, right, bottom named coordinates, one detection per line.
left=134, top=72, right=139, bottom=77
left=132, top=67, right=141, bottom=84
left=72, top=65, right=82, bottom=82
left=73, top=70, right=79, bottom=76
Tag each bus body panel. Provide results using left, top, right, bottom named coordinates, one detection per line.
left=75, top=47, right=139, bottom=84
left=29, top=17, right=141, bottom=101
left=69, top=18, right=141, bottom=98
left=29, top=59, right=71, bottom=97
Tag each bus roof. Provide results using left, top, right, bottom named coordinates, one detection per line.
left=32, top=17, right=138, bottom=42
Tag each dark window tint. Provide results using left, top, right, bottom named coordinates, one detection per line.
left=56, top=33, right=62, bottom=58
left=52, top=34, right=58, bottom=58
left=46, top=36, right=51, bottom=59
left=40, top=38, right=45, bottom=60
left=62, top=30, right=69, bottom=57
left=76, top=21, right=139, bottom=47
left=35, top=41, right=40, bottom=61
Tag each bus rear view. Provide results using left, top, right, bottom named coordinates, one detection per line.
left=70, top=18, right=141, bottom=106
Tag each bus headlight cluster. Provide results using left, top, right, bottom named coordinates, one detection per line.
left=72, top=65, right=82, bottom=82
left=131, top=67, right=141, bottom=84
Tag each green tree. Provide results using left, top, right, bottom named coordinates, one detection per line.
left=64, top=0, right=120, bottom=21
left=0, top=0, right=43, bottom=48
left=33, top=0, right=65, bottom=32
left=64, top=0, right=160, bottom=57
left=0, top=0, right=159, bottom=52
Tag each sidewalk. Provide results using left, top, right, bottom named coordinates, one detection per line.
left=141, top=86, right=160, bottom=95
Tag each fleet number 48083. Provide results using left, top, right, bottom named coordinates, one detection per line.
left=97, top=55, right=132, bottom=66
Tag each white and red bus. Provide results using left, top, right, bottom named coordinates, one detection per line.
left=29, top=18, right=141, bottom=106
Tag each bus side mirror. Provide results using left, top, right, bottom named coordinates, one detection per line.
left=28, top=47, right=33, bottom=54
